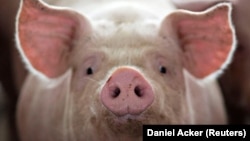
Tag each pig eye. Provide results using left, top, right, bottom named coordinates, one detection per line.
left=86, top=67, right=93, bottom=75
left=159, top=66, right=167, bottom=74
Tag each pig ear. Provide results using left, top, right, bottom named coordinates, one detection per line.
left=16, top=0, right=90, bottom=78
left=161, top=3, right=236, bottom=79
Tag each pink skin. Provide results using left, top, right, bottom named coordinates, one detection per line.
left=15, top=0, right=235, bottom=140
left=100, top=67, right=154, bottom=117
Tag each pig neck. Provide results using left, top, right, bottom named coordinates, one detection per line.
left=183, top=70, right=227, bottom=124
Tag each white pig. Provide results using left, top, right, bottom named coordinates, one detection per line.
left=15, top=0, right=236, bottom=140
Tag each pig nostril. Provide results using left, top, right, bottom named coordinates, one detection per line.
left=111, top=87, right=121, bottom=98
left=134, top=86, right=143, bottom=97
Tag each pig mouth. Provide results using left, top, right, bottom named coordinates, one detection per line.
left=112, top=113, right=147, bottom=123
left=105, top=113, right=146, bottom=137
left=103, top=109, right=160, bottom=137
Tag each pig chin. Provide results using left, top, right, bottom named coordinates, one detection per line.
left=103, top=111, right=150, bottom=137
left=102, top=107, right=172, bottom=137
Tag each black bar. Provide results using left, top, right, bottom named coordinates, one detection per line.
left=143, top=125, right=250, bottom=141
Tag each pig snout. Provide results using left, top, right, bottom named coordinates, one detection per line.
left=100, top=67, right=154, bottom=117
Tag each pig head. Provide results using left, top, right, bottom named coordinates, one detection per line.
left=15, top=0, right=236, bottom=140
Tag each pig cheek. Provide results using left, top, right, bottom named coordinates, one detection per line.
left=68, top=77, right=104, bottom=138
left=72, top=81, right=99, bottom=111
left=70, top=67, right=89, bottom=92
left=165, top=78, right=187, bottom=123
left=147, top=68, right=187, bottom=124
left=164, top=67, right=186, bottom=105
left=150, top=81, right=185, bottom=124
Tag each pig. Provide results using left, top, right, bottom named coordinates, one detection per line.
left=15, top=0, right=236, bottom=140
left=172, top=0, right=250, bottom=124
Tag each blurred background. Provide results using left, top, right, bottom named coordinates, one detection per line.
left=0, top=0, right=249, bottom=141
left=0, top=0, right=26, bottom=141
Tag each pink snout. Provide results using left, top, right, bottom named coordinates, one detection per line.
left=100, top=67, right=154, bottom=116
